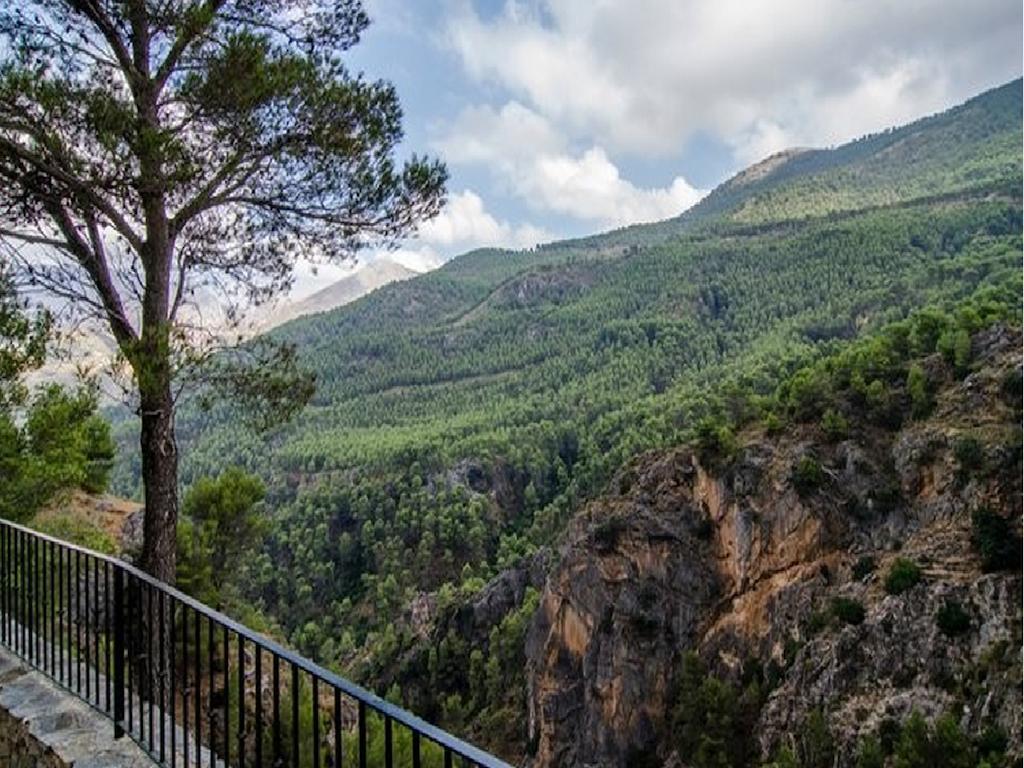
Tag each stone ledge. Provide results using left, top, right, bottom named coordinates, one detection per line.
left=0, top=646, right=154, bottom=767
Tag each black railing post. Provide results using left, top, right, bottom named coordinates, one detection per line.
left=113, top=565, right=126, bottom=739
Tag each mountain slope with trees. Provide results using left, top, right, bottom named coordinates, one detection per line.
left=111, top=79, right=1022, bottom=763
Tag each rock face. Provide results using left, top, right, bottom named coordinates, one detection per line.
left=525, top=452, right=722, bottom=765
left=525, top=328, right=1022, bottom=767
left=452, top=548, right=551, bottom=640
left=757, top=574, right=1020, bottom=764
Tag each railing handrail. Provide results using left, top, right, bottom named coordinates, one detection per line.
left=0, top=517, right=513, bottom=768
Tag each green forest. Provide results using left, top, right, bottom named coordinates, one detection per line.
left=92, top=79, right=1023, bottom=756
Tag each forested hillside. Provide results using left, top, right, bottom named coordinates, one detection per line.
left=110, top=79, right=1022, bottom=761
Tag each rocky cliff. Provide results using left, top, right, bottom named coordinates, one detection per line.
left=524, top=326, right=1022, bottom=767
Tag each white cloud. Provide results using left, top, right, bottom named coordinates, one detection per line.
left=372, top=190, right=554, bottom=275
left=382, top=246, right=445, bottom=274
left=530, top=147, right=702, bottom=225
left=290, top=260, right=359, bottom=298
left=415, top=188, right=544, bottom=247
left=418, top=189, right=548, bottom=249
left=437, top=101, right=704, bottom=227
left=439, top=101, right=566, bottom=164
left=288, top=189, right=553, bottom=294
left=445, top=0, right=1022, bottom=163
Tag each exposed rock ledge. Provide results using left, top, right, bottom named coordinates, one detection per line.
left=524, top=326, right=1022, bottom=767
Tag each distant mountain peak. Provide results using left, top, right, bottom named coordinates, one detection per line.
left=264, top=258, right=417, bottom=329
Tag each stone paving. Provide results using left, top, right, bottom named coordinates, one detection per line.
left=0, top=610, right=226, bottom=768
left=0, top=645, right=155, bottom=766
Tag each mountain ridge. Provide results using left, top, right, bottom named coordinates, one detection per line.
left=109, top=76, right=1022, bottom=766
left=259, top=79, right=1020, bottom=346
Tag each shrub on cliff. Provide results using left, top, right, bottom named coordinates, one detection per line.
left=671, top=652, right=763, bottom=768
left=695, top=417, right=739, bottom=468
left=852, top=555, right=877, bottom=580
left=799, top=709, right=835, bottom=768
left=935, top=601, right=971, bottom=637
left=893, top=711, right=974, bottom=768
left=831, top=596, right=866, bottom=625
left=953, top=435, right=986, bottom=481
left=855, top=735, right=885, bottom=768
left=884, top=558, right=922, bottom=595
left=907, top=364, right=934, bottom=419
left=820, top=408, right=850, bottom=441
left=762, top=747, right=799, bottom=768
left=0, top=385, right=115, bottom=521
left=971, top=507, right=1022, bottom=572
left=792, top=455, right=826, bottom=496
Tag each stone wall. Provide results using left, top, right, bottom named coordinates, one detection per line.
left=0, top=704, right=64, bottom=768
left=0, top=647, right=152, bottom=767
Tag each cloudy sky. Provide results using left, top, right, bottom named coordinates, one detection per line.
left=296, top=0, right=1022, bottom=292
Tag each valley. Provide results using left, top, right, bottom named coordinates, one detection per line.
left=105, top=80, right=1024, bottom=767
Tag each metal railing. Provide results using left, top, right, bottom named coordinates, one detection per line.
left=0, top=518, right=512, bottom=768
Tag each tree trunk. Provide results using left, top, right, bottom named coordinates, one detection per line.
left=139, top=377, right=178, bottom=585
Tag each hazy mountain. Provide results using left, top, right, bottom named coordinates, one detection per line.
left=262, top=258, right=418, bottom=330
left=24, top=328, right=120, bottom=393
left=27, top=259, right=417, bottom=399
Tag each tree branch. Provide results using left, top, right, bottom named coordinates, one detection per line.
left=43, top=199, right=139, bottom=347
left=214, top=194, right=409, bottom=230
left=170, top=147, right=255, bottom=233
left=71, top=0, right=140, bottom=87
left=0, top=130, right=144, bottom=252
left=153, top=0, right=228, bottom=93
left=0, top=227, right=73, bottom=251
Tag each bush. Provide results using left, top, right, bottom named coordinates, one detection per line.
left=892, top=708, right=970, bottom=768
left=762, top=747, right=799, bottom=768
left=0, top=385, right=115, bottom=521
left=974, top=725, right=1008, bottom=764
left=892, top=711, right=975, bottom=768
left=935, top=601, right=971, bottom=637
left=820, top=408, right=849, bottom=441
left=953, top=435, right=985, bottom=477
left=763, top=412, right=784, bottom=435
left=884, top=558, right=922, bottom=595
left=888, top=712, right=999, bottom=768
left=671, top=652, right=763, bottom=768
left=831, top=596, right=866, bottom=625
left=806, top=609, right=830, bottom=636
left=852, top=555, right=876, bottom=580
left=868, top=479, right=903, bottom=515
left=865, top=379, right=902, bottom=428
left=970, top=508, right=1022, bottom=572
left=177, top=467, right=267, bottom=604
left=792, top=455, right=826, bottom=496
left=907, top=364, right=933, bottom=419
left=878, top=717, right=902, bottom=755
left=937, top=327, right=971, bottom=377
left=799, top=709, right=834, bottom=768
left=29, top=511, right=116, bottom=554
left=856, top=734, right=885, bottom=768
left=695, top=418, right=738, bottom=467
left=1000, top=367, right=1022, bottom=410
left=786, top=368, right=830, bottom=422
